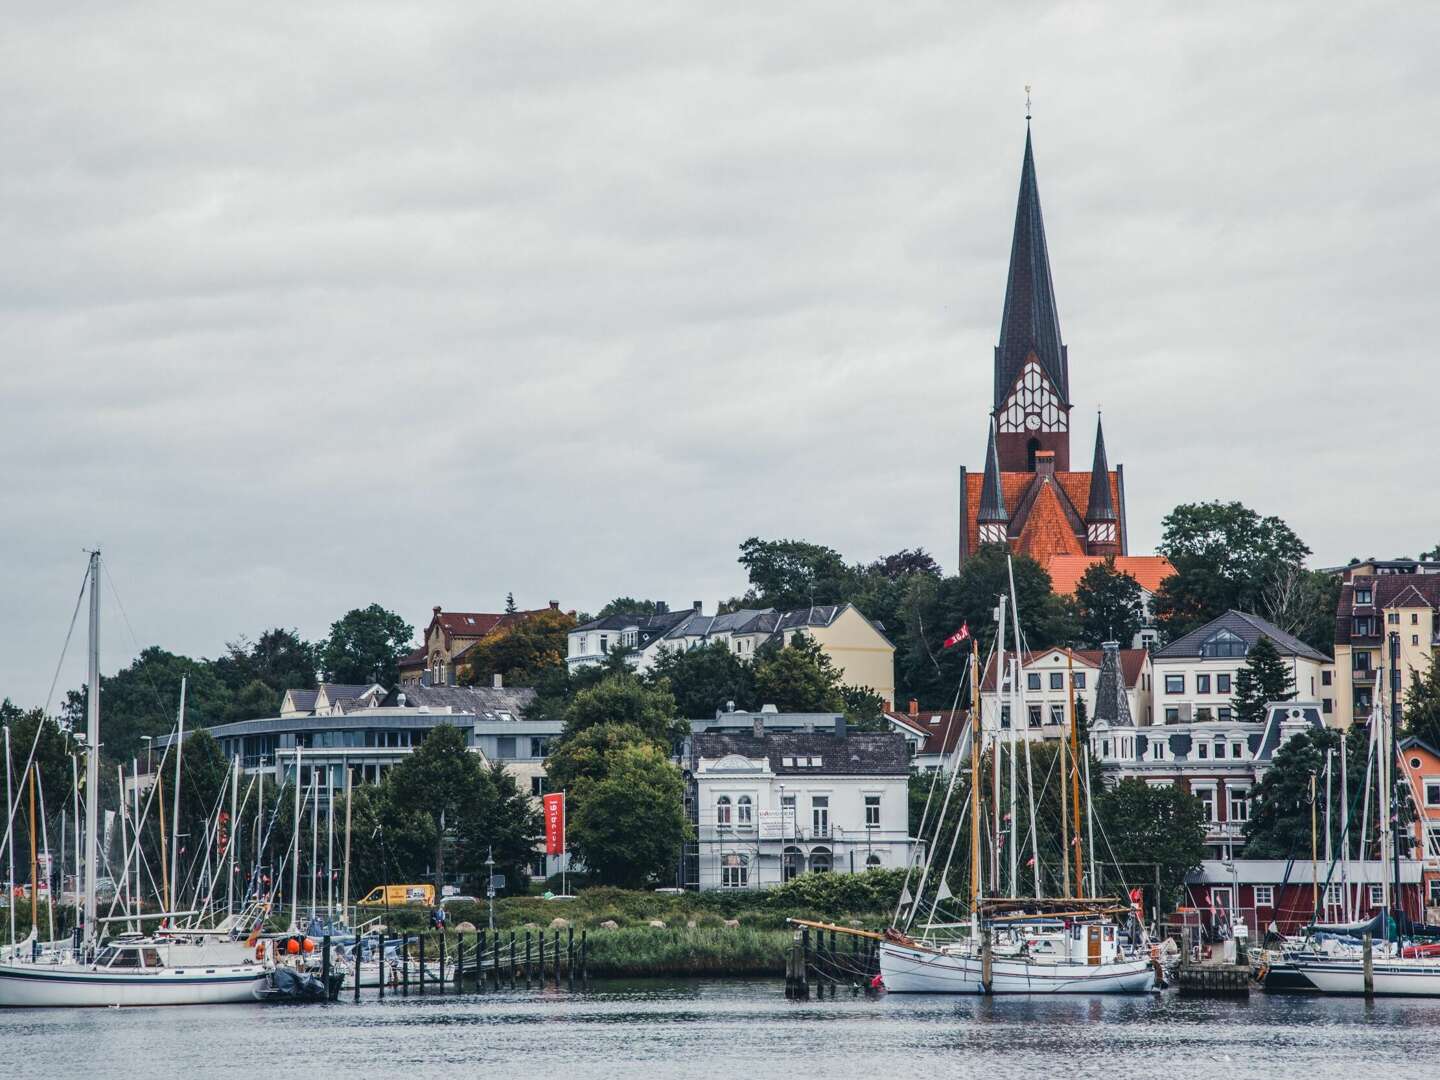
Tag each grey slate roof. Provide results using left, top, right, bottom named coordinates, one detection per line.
left=320, top=683, right=380, bottom=702
left=1151, top=609, right=1330, bottom=663
left=1092, top=642, right=1133, bottom=727
left=994, top=126, right=1069, bottom=409
left=386, top=683, right=537, bottom=719
left=1086, top=415, right=1116, bottom=522
left=284, top=689, right=318, bottom=711
left=691, top=732, right=910, bottom=776
left=978, top=423, right=1008, bottom=523
left=573, top=609, right=695, bottom=634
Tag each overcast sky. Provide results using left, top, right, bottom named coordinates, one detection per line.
left=3, top=2, right=1437, bottom=709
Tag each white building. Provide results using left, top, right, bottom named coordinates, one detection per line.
left=979, top=645, right=1151, bottom=738
left=1149, top=610, right=1332, bottom=726
left=687, top=726, right=916, bottom=891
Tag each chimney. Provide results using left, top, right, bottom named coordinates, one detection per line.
left=725, top=700, right=735, bottom=713
left=693, top=600, right=703, bottom=612
left=1035, top=450, right=1056, bottom=478
left=908, top=698, right=919, bottom=717
left=753, top=714, right=764, bottom=739
left=433, top=605, right=442, bottom=616
left=397, top=692, right=407, bottom=708
left=493, top=673, right=503, bottom=689
left=656, top=601, right=668, bottom=614
left=549, top=600, right=559, bottom=610
left=835, top=717, right=846, bottom=738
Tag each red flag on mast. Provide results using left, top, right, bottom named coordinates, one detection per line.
left=942, top=623, right=971, bottom=650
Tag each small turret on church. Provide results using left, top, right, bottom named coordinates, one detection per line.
left=1085, top=414, right=1120, bottom=556
left=977, top=423, right=1009, bottom=545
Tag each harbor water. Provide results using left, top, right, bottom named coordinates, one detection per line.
left=0, top=978, right=1433, bottom=1079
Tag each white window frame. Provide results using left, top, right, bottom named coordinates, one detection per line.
left=1253, top=885, right=1274, bottom=908
left=715, top=795, right=732, bottom=828
left=736, top=795, right=753, bottom=826
left=1228, top=787, right=1251, bottom=823
left=721, top=853, right=748, bottom=889
left=1369, top=884, right=1384, bottom=906
left=864, top=794, right=881, bottom=829
left=1426, top=781, right=1440, bottom=809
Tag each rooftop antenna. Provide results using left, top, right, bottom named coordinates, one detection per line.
left=1025, top=84, right=1032, bottom=122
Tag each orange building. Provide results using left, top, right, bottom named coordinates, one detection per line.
left=1400, top=736, right=1440, bottom=916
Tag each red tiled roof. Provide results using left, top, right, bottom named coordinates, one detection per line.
left=1044, top=554, right=1176, bottom=595
left=979, top=646, right=1147, bottom=690
left=962, top=468, right=1124, bottom=564
left=884, top=709, right=966, bottom=756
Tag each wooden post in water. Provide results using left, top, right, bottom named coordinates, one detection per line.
left=525, top=930, right=532, bottom=986
left=492, top=929, right=501, bottom=990
left=378, top=935, right=386, bottom=1000
left=402, top=933, right=410, bottom=996
left=538, top=929, right=546, bottom=982
left=354, top=940, right=361, bottom=1001
left=553, top=930, right=561, bottom=986
left=1363, top=933, right=1374, bottom=1000
left=567, top=927, right=575, bottom=990
left=581, top=930, right=588, bottom=985
left=440, top=930, right=447, bottom=989
left=322, top=935, right=332, bottom=999
left=509, top=931, right=517, bottom=989
left=418, top=933, right=426, bottom=995
left=478, top=930, right=486, bottom=991
left=981, top=928, right=993, bottom=994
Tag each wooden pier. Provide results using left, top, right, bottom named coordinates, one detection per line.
left=344, top=928, right=589, bottom=999
left=784, top=922, right=881, bottom=1000
left=1175, top=963, right=1250, bottom=997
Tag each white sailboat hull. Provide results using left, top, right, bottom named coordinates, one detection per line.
left=880, top=940, right=1155, bottom=994
left=0, top=962, right=267, bottom=1008
left=1292, top=958, right=1440, bottom=997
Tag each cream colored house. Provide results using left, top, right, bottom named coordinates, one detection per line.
left=1333, top=570, right=1440, bottom=728
left=1150, top=610, right=1331, bottom=726
left=979, top=645, right=1151, bottom=738
left=568, top=602, right=896, bottom=707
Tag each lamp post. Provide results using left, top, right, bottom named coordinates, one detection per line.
left=485, top=847, right=496, bottom=932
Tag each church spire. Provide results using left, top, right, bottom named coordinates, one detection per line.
left=994, top=126, right=1069, bottom=411
left=977, top=422, right=1009, bottom=545
left=1085, top=413, right=1119, bottom=554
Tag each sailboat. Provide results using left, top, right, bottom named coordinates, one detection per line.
left=877, top=570, right=1156, bottom=994
left=0, top=552, right=269, bottom=1008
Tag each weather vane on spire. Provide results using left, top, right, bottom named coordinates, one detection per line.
left=1025, top=84, right=1032, bottom=121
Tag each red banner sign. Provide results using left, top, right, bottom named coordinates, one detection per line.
left=543, top=792, right=566, bottom=855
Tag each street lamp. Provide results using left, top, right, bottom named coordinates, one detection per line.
left=485, top=847, right=496, bottom=932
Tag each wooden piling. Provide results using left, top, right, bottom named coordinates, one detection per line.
left=418, top=933, right=426, bottom=995
left=440, top=931, right=447, bottom=988
left=553, top=930, right=561, bottom=986
left=525, top=930, right=532, bottom=986
left=1363, top=933, right=1374, bottom=1000
left=580, top=930, right=588, bottom=985
left=402, top=933, right=409, bottom=996
left=538, top=929, right=546, bottom=982
left=354, top=940, right=361, bottom=1001
left=492, top=929, right=501, bottom=990
left=567, top=927, right=575, bottom=990
left=980, top=928, right=993, bottom=994
left=322, top=935, right=332, bottom=999
left=378, top=935, right=386, bottom=1000
left=509, top=931, right=517, bottom=989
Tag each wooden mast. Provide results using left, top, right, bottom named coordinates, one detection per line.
left=1059, top=652, right=1071, bottom=895
left=970, top=640, right=982, bottom=910
left=156, top=765, right=170, bottom=912
left=1068, top=649, right=1084, bottom=898
left=29, top=762, right=39, bottom=936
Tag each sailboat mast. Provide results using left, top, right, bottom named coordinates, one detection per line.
left=326, top=781, right=334, bottom=918
left=5, top=724, right=15, bottom=947
left=290, top=746, right=301, bottom=931
left=83, top=550, right=101, bottom=952
left=227, top=756, right=239, bottom=918
left=342, top=766, right=353, bottom=926
left=1340, top=735, right=1350, bottom=921
left=309, top=777, right=318, bottom=920
left=116, top=764, right=130, bottom=926
left=170, top=676, right=186, bottom=915
left=969, top=643, right=982, bottom=910
left=1007, top=556, right=1041, bottom=899
left=1388, top=631, right=1402, bottom=936
left=131, top=759, right=142, bottom=922
left=29, top=764, right=38, bottom=938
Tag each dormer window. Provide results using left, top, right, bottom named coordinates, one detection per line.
left=1356, top=588, right=1372, bottom=605
left=1199, top=629, right=1248, bottom=659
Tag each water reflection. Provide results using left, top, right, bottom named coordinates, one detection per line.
left=0, top=979, right=1432, bottom=1080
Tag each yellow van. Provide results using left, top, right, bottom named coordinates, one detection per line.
left=357, top=884, right=436, bottom=907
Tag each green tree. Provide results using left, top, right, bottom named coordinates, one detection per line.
left=594, top=597, right=664, bottom=620
left=560, top=675, right=685, bottom=747
left=1242, top=727, right=1340, bottom=859
left=63, top=646, right=232, bottom=761
left=458, top=761, right=542, bottom=891
left=567, top=739, right=689, bottom=888
left=458, top=608, right=576, bottom=687
left=504, top=592, right=518, bottom=614
left=543, top=723, right=654, bottom=792
left=647, top=641, right=756, bottom=719
left=1153, top=501, right=1311, bottom=640
left=898, top=547, right=1077, bottom=707
left=0, top=700, right=73, bottom=822
left=841, top=685, right=889, bottom=731
left=737, top=537, right=855, bottom=610
left=228, top=679, right=281, bottom=723
left=320, top=604, right=414, bottom=686
left=1260, top=567, right=1341, bottom=657
left=1095, top=779, right=1207, bottom=906
left=212, top=628, right=318, bottom=699
left=1073, top=557, right=1144, bottom=648
left=1230, top=635, right=1296, bottom=724
left=386, top=725, right=486, bottom=890
left=174, top=728, right=231, bottom=856
left=1403, top=661, right=1440, bottom=748
left=752, top=634, right=847, bottom=712
left=343, top=781, right=438, bottom=895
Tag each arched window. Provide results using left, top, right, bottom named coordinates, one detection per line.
left=716, top=796, right=732, bottom=827
left=783, top=846, right=803, bottom=882
left=866, top=853, right=882, bottom=869
left=809, top=847, right=832, bottom=874
left=721, top=853, right=749, bottom=889
left=737, top=795, right=753, bottom=825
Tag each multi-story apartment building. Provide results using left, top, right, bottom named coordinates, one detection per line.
left=1333, top=570, right=1440, bottom=728
left=979, top=643, right=1151, bottom=738
left=1150, top=610, right=1331, bottom=724
left=569, top=601, right=896, bottom=706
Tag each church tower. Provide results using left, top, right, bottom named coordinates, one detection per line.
left=992, top=125, right=1071, bottom=473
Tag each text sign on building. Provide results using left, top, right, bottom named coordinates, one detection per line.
left=543, top=792, right=566, bottom=855
left=758, top=809, right=796, bottom=839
